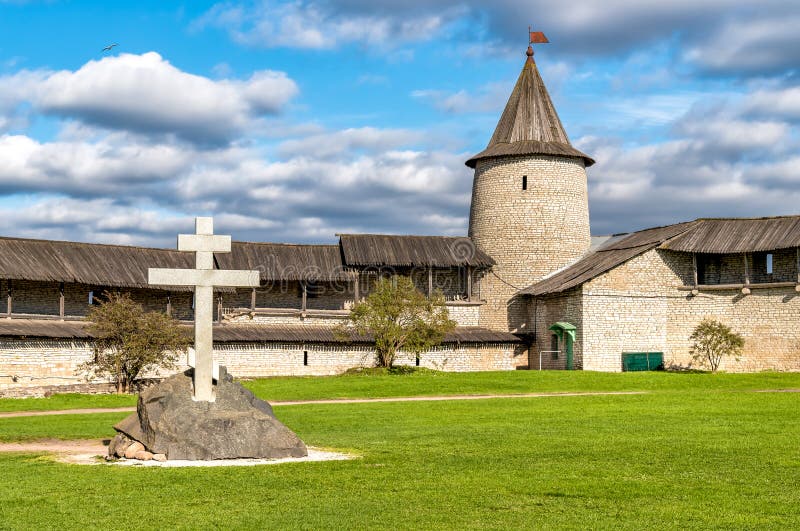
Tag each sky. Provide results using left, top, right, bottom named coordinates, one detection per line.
left=0, top=0, right=799, bottom=246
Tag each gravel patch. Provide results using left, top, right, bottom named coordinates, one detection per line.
left=65, top=447, right=356, bottom=466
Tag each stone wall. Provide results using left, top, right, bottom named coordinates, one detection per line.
left=578, top=249, right=674, bottom=372
left=468, top=155, right=590, bottom=332
left=0, top=337, right=517, bottom=395
left=225, top=310, right=349, bottom=328
left=0, top=339, right=97, bottom=390
left=443, top=302, right=481, bottom=327
left=530, top=288, right=583, bottom=370
left=531, top=248, right=800, bottom=372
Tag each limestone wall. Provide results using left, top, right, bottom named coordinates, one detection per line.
left=468, top=155, right=590, bottom=332
left=532, top=248, right=800, bottom=372
left=659, top=249, right=800, bottom=372
left=225, top=310, right=348, bottom=328
left=530, top=289, right=583, bottom=370
left=443, top=302, right=481, bottom=327
left=0, top=338, right=517, bottom=395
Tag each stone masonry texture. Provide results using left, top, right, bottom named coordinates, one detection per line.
left=532, top=249, right=800, bottom=372
left=469, top=154, right=590, bottom=335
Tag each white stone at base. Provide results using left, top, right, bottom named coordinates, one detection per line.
left=62, top=447, right=357, bottom=467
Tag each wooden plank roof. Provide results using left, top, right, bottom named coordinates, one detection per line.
left=0, top=319, right=520, bottom=344
left=339, top=234, right=495, bottom=268
left=0, top=236, right=194, bottom=289
left=466, top=55, right=593, bottom=168
left=658, top=216, right=800, bottom=254
left=0, top=236, right=355, bottom=287
left=524, top=215, right=800, bottom=296
left=216, top=242, right=354, bottom=281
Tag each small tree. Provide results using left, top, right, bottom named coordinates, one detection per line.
left=81, top=292, right=190, bottom=393
left=341, top=275, right=456, bottom=368
left=690, top=318, right=745, bottom=372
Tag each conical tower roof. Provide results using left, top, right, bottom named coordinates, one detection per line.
left=466, top=47, right=594, bottom=168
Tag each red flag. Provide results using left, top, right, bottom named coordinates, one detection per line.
left=530, top=31, right=549, bottom=44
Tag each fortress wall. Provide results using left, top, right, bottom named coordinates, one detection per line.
left=0, top=338, right=516, bottom=396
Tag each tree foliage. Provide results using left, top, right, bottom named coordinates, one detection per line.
left=690, top=319, right=745, bottom=372
left=81, top=292, right=190, bottom=393
left=341, top=275, right=456, bottom=368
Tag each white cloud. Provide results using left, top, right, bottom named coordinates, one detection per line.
left=0, top=132, right=193, bottom=196
left=745, top=86, right=800, bottom=120
left=412, top=82, right=509, bottom=114
left=277, top=127, right=418, bottom=159
left=0, top=52, right=298, bottom=144
left=0, top=121, right=473, bottom=245
left=197, top=0, right=800, bottom=74
left=685, top=15, right=800, bottom=75
left=195, top=0, right=459, bottom=50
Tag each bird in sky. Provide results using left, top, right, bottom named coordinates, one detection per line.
left=101, top=43, right=118, bottom=52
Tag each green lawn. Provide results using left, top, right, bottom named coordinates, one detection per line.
left=3, top=370, right=800, bottom=412
left=0, top=373, right=799, bottom=529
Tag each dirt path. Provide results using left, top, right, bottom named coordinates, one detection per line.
left=271, top=390, right=646, bottom=405
left=0, top=438, right=108, bottom=455
left=0, top=391, right=646, bottom=419
left=0, top=407, right=136, bottom=419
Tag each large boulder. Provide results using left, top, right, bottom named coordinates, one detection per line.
left=112, top=368, right=307, bottom=461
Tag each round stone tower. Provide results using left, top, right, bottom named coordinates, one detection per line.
left=467, top=42, right=594, bottom=332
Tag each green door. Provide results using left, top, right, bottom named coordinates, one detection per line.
left=622, top=352, right=664, bottom=372
left=548, top=322, right=577, bottom=370
left=565, top=333, right=574, bottom=371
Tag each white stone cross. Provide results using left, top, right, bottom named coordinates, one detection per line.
left=148, top=217, right=259, bottom=402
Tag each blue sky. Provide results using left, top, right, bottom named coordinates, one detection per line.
left=1, top=0, right=799, bottom=246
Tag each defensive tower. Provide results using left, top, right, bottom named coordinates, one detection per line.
left=467, top=31, right=594, bottom=332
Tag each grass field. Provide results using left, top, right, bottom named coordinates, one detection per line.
left=3, top=370, right=800, bottom=412
left=1, top=372, right=799, bottom=529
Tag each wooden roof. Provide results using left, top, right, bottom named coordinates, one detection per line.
left=466, top=56, right=594, bottom=168
left=0, top=236, right=355, bottom=287
left=525, top=215, right=800, bottom=296
left=0, top=236, right=194, bottom=289
left=339, top=234, right=495, bottom=268
left=217, top=242, right=354, bottom=281
left=0, top=319, right=92, bottom=339
left=0, top=319, right=520, bottom=344
left=658, top=216, right=800, bottom=254
left=0, top=232, right=492, bottom=288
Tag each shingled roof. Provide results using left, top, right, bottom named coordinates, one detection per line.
left=0, top=236, right=193, bottom=289
left=0, top=319, right=520, bottom=344
left=466, top=51, right=594, bottom=168
left=658, top=216, right=800, bottom=253
left=523, top=215, right=800, bottom=296
left=339, top=234, right=495, bottom=268
left=217, top=242, right=354, bottom=282
left=0, top=236, right=353, bottom=288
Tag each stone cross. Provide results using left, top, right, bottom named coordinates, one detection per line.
left=148, top=217, right=259, bottom=402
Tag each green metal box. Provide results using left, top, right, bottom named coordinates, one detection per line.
left=622, top=352, right=664, bottom=372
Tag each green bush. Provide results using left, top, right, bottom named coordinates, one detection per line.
left=690, top=319, right=745, bottom=372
